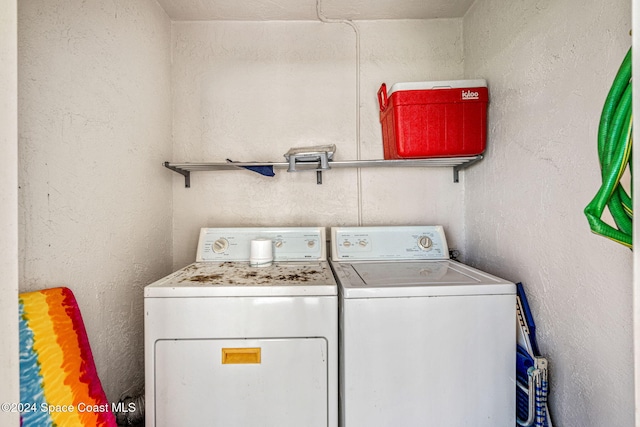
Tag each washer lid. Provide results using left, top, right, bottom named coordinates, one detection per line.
left=145, top=261, right=337, bottom=297
left=333, top=260, right=515, bottom=298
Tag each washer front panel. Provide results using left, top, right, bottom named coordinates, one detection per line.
left=340, top=294, right=515, bottom=426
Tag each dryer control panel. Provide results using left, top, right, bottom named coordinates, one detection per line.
left=331, top=226, right=449, bottom=261
left=197, top=227, right=326, bottom=262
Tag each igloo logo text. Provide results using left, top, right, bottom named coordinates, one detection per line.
left=462, top=90, right=480, bottom=100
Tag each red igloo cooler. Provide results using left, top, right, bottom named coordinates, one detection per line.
left=378, top=79, right=488, bottom=159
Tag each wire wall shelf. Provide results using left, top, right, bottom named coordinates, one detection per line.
left=164, top=155, right=483, bottom=188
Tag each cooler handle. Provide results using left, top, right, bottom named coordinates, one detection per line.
left=377, top=83, right=388, bottom=112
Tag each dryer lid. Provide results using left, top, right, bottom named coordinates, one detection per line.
left=145, top=261, right=337, bottom=297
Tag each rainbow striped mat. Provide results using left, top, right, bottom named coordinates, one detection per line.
left=19, top=287, right=117, bottom=427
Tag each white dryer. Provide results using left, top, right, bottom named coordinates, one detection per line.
left=330, top=226, right=516, bottom=427
left=145, top=227, right=337, bottom=427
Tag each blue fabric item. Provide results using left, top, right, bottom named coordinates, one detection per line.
left=226, top=159, right=275, bottom=177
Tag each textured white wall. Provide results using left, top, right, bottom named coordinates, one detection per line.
left=170, top=19, right=466, bottom=268
left=464, top=0, right=633, bottom=425
left=0, top=0, right=19, bottom=424
left=18, top=0, right=172, bottom=401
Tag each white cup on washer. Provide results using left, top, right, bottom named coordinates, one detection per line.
left=250, top=238, right=273, bottom=267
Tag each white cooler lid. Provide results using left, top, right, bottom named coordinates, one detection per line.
left=388, top=79, right=487, bottom=95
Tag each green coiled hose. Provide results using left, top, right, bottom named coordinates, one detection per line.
left=584, top=47, right=633, bottom=249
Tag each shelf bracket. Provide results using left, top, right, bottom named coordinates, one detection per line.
left=452, top=155, right=483, bottom=183
left=164, top=162, right=191, bottom=188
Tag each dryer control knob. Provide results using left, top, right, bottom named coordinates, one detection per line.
left=418, top=236, right=433, bottom=250
left=212, top=238, right=229, bottom=253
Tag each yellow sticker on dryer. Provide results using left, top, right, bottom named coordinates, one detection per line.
left=221, top=347, right=261, bottom=364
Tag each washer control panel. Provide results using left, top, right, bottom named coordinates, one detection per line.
left=331, top=226, right=449, bottom=261
left=197, top=227, right=326, bottom=262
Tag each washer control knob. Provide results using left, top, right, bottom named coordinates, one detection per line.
left=275, top=240, right=283, bottom=248
left=359, top=240, right=368, bottom=247
left=307, top=240, right=316, bottom=248
left=343, top=240, right=352, bottom=248
left=212, top=238, right=229, bottom=253
left=418, top=236, right=433, bottom=250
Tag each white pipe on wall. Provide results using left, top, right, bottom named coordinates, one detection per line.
left=316, top=0, right=364, bottom=225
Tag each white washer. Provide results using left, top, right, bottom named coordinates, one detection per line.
left=145, top=227, right=337, bottom=427
left=330, top=226, right=516, bottom=427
